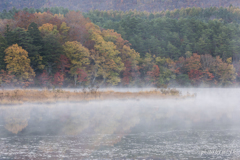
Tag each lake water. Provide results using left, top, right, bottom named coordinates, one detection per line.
left=0, top=88, right=240, bottom=159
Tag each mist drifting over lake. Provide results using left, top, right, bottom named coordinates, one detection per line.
left=0, top=88, right=240, bottom=159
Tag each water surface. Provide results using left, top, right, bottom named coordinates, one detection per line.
left=0, top=88, right=240, bottom=159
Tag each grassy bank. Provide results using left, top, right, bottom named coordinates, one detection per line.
left=0, top=88, right=195, bottom=105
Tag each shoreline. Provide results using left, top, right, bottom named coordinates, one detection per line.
left=0, top=89, right=195, bottom=105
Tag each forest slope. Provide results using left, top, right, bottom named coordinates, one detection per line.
left=0, top=8, right=240, bottom=87
left=1, top=0, right=240, bottom=12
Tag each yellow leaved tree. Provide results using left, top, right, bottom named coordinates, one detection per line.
left=63, top=41, right=90, bottom=86
left=4, top=44, right=35, bottom=87
left=101, top=29, right=141, bottom=85
left=38, top=23, right=59, bottom=36
left=59, top=22, right=70, bottom=43
left=86, top=23, right=124, bottom=85
left=39, top=23, right=55, bottom=32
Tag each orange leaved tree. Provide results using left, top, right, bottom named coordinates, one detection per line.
left=147, top=65, right=160, bottom=85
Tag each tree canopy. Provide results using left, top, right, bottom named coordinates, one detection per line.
left=0, top=8, right=239, bottom=87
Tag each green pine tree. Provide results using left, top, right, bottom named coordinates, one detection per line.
left=28, top=22, right=43, bottom=49
left=0, top=34, right=8, bottom=70
left=5, top=27, right=43, bottom=71
left=42, top=33, right=63, bottom=74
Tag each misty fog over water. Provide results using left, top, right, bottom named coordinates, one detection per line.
left=1, top=88, right=240, bottom=159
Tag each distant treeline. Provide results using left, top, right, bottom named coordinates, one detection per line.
left=0, top=7, right=70, bottom=19
left=2, top=5, right=240, bottom=23
left=0, top=8, right=240, bottom=88
left=1, top=0, right=240, bottom=12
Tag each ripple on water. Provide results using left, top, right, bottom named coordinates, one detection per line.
left=1, top=130, right=240, bottom=159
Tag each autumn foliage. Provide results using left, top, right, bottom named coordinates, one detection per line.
left=188, top=70, right=203, bottom=85
left=77, top=69, right=88, bottom=83
left=0, top=9, right=238, bottom=87
left=147, top=65, right=160, bottom=85
left=53, top=72, right=64, bottom=87
left=4, top=44, right=35, bottom=87
left=0, top=70, right=15, bottom=87
left=39, top=70, right=51, bottom=87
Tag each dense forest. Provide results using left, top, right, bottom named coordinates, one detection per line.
left=0, top=7, right=240, bottom=87
left=1, top=0, right=240, bottom=12
left=85, top=7, right=240, bottom=59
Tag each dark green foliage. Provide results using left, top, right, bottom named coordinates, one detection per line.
left=0, top=7, right=18, bottom=19
left=85, top=10, right=240, bottom=61
left=4, top=26, right=43, bottom=70
left=9, top=28, right=40, bottom=56
left=4, top=25, right=15, bottom=46
left=42, top=34, right=63, bottom=74
left=84, top=7, right=240, bottom=24
left=176, top=74, right=191, bottom=86
left=0, top=34, right=7, bottom=70
left=27, top=22, right=43, bottom=54
left=5, top=27, right=34, bottom=52
left=27, top=22, right=45, bottom=72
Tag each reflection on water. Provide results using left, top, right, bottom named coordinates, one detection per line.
left=0, top=88, right=240, bottom=159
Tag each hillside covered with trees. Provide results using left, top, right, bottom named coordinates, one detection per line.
left=0, top=7, right=240, bottom=87
left=1, top=0, right=240, bottom=12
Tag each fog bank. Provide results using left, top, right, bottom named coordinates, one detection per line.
left=0, top=88, right=240, bottom=159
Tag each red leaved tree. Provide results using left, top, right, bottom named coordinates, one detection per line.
left=147, top=65, right=160, bottom=85
left=175, top=57, right=186, bottom=74
left=122, top=60, right=140, bottom=86
left=14, top=11, right=35, bottom=29
left=184, top=53, right=201, bottom=73
left=53, top=72, right=64, bottom=87
left=39, top=70, right=51, bottom=87
left=34, top=12, right=54, bottom=27
left=58, top=55, right=71, bottom=74
left=48, top=16, right=63, bottom=29
left=65, top=11, right=90, bottom=43
left=188, top=69, right=203, bottom=85
left=202, top=68, right=214, bottom=83
left=0, top=70, right=15, bottom=87
left=77, top=69, right=88, bottom=85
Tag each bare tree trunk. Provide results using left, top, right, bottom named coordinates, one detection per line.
left=92, top=76, right=96, bottom=84
left=74, top=74, right=77, bottom=86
